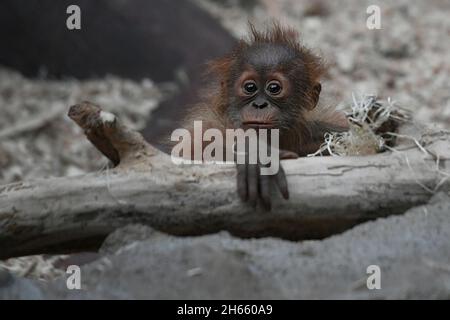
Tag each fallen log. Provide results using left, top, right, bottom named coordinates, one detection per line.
left=0, top=102, right=449, bottom=259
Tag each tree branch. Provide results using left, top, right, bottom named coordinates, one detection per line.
left=0, top=102, right=449, bottom=259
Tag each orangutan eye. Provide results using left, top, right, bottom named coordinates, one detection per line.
left=243, top=81, right=258, bottom=95
left=266, top=81, right=282, bottom=95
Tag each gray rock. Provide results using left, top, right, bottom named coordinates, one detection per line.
left=0, top=269, right=44, bottom=300
left=2, top=193, right=448, bottom=299
left=99, top=224, right=167, bottom=255
left=55, top=235, right=283, bottom=299
left=38, top=192, right=450, bottom=299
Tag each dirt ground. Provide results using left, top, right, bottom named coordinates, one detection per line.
left=0, top=70, right=162, bottom=184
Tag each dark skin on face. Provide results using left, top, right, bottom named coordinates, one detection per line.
left=227, top=43, right=321, bottom=211
left=182, top=24, right=346, bottom=211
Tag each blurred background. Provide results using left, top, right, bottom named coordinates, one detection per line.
left=0, top=0, right=449, bottom=186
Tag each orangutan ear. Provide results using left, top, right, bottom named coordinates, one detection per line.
left=309, top=82, right=321, bottom=110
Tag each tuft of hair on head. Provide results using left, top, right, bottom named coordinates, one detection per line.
left=247, top=22, right=326, bottom=82
left=206, top=22, right=327, bottom=85
left=248, top=22, right=300, bottom=50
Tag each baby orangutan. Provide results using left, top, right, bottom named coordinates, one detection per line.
left=179, top=24, right=348, bottom=210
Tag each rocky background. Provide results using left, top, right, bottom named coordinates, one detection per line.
left=1, top=0, right=449, bottom=299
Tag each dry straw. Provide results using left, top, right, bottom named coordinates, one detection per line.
left=308, top=93, right=410, bottom=157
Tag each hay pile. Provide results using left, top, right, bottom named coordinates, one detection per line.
left=309, top=94, right=410, bottom=156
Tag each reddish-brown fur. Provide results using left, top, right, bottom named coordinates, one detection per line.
left=181, top=23, right=348, bottom=158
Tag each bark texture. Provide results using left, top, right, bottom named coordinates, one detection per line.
left=0, top=102, right=448, bottom=259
